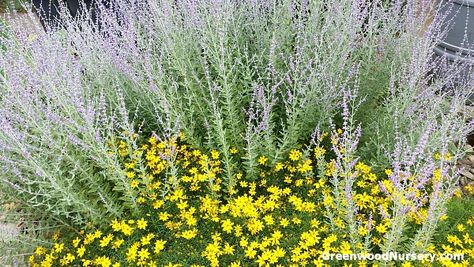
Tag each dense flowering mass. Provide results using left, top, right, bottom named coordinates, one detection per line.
left=29, top=133, right=474, bottom=267
left=1, top=0, right=474, bottom=266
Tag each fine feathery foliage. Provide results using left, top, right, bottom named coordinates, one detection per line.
left=28, top=133, right=474, bottom=266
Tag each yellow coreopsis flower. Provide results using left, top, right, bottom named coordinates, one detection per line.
left=77, top=246, right=86, bottom=257
left=289, top=149, right=302, bottom=161
left=275, top=162, right=284, bottom=171
left=441, top=244, right=453, bottom=254
left=126, top=243, right=140, bottom=262
left=136, top=218, right=148, bottom=230
left=112, top=239, right=124, bottom=250
left=355, top=162, right=371, bottom=174
left=280, top=218, right=290, bottom=228
left=258, top=156, right=268, bottom=165
left=99, top=234, right=114, bottom=248
left=138, top=248, right=150, bottom=261
left=314, top=146, right=326, bottom=158
left=53, top=243, right=64, bottom=253
left=130, top=180, right=139, bottom=189
left=223, top=243, right=235, bottom=255
left=72, top=237, right=81, bottom=248
left=325, top=160, right=336, bottom=176
left=95, top=256, right=112, bottom=267
left=244, top=246, right=257, bottom=259
left=180, top=228, right=198, bottom=239
left=292, top=217, right=302, bottom=225
left=447, top=235, right=463, bottom=247
left=211, top=150, right=220, bottom=160
left=159, top=212, right=171, bottom=221
left=121, top=224, right=134, bottom=236
left=297, top=159, right=313, bottom=173
left=441, top=213, right=449, bottom=221
left=375, top=222, right=389, bottom=234
left=141, top=233, right=155, bottom=246
left=247, top=218, right=264, bottom=235
left=153, top=200, right=164, bottom=209
left=221, top=219, right=234, bottom=233
left=35, top=246, right=46, bottom=256
left=154, top=240, right=167, bottom=254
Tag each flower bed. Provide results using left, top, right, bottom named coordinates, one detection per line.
left=1, top=1, right=474, bottom=266
left=29, top=133, right=474, bottom=267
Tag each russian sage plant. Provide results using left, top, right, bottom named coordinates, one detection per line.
left=0, top=0, right=472, bottom=248
left=0, top=31, right=144, bottom=224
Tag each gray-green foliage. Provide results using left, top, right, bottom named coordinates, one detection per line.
left=120, top=0, right=364, bottom=182
left=49, top=0, right=365, bottom=187
left=0, top=33, right=143, bottom=224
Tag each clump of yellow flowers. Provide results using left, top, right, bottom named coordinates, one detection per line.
left=29, top=133, right=474, bottom=267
